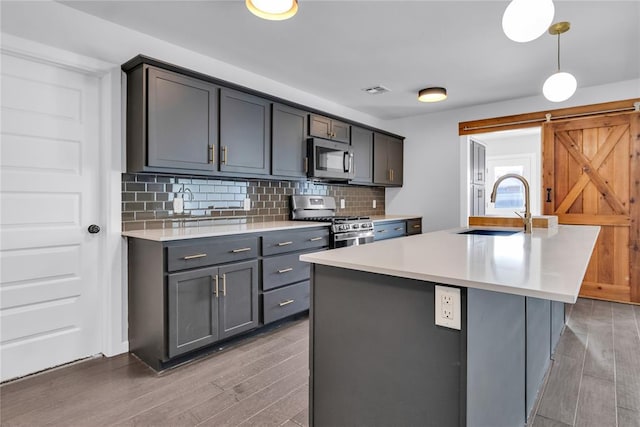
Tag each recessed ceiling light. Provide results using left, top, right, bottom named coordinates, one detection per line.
left=418, top=87, right=447, bottom=103
left=362, top=85, right=391, bottom=95
left=246, top=0, right=298, bottom=21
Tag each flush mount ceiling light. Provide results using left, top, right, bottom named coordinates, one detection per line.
left=543, top=22, right=577, bottom=103
left=246, top=0, right=298, bottom=21
left=502, top=0, right=555, bottom=42
left=418, top=87, right=447, bottom=103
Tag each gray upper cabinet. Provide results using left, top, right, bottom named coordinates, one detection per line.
left=218, top=260, right=259, bottom=340
left=373, top=133, right=403, bottom=186
left=272, top=103, right=308, bottom=178
left=350, top=126, right=373, bottom=184
left=220, top=88, right=271, bottom=175
left=309, top=114, right=350, bottom=143
left=167, top=267, right=219, bottom=358
left=128, top=65, right=219, bottom=173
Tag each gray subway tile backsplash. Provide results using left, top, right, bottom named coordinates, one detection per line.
left=121, top=173, right=386, bottom=231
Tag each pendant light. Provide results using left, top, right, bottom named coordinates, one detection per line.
left=246, top=0, right=298, bottom=21
left=543, top=22, right=577, bottom=103
left=502, top=0, right=555, bottom=43
left=418, top=87, right=447, bottom=103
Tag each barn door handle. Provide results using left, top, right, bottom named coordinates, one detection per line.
left=546, top=188, right=552, bottom=203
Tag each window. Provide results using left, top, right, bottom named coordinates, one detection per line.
left=493, top=166, right=525, bottom=210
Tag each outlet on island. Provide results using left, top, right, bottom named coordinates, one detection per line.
left=435, top=285, right=461, bottom=330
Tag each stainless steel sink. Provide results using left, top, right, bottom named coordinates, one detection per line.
left=457, top=229, right=521, bottom=236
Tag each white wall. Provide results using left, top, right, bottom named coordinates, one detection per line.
left=0, top=1, right=385, bottom=130
left=383, top=79, right=640, bottom=232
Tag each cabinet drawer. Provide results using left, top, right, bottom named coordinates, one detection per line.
left=407, top=218, right=422, bottom=235
left=262, top=281, right=310, bottom=324
left=262, top=228, right=329, bottom=256
left=167, top=236, right=258, bottom=272
left=262, top=252, right=310, bottom=291
left=374, top=221, right=406, bottom=241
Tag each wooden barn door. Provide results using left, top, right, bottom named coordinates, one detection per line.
left=542, top=113, right=640, bottom=303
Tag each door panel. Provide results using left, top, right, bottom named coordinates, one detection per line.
left=218, top=260, right=258, bottom=340
left=543, top=113, right=638, bottom=302
left=0, top=52, right=101, bottom=381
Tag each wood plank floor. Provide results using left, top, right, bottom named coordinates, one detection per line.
left=1, top=298, right=639, bottom=426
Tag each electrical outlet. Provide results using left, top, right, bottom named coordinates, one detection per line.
left=243, top=198, right=251, bottom=211
left=340, top=199, right=345, bottom=209
left=435, top=285, right=461, bottom=329
left=372, top=200, right=377, bottom=209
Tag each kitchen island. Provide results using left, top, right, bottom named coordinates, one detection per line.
left=300, top=225, right=600, bottom=427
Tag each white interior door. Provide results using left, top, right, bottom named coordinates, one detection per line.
left=1, top=52, right=102, bottom=381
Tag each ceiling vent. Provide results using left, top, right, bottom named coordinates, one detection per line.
left=362, top=85, right=391, bottom=95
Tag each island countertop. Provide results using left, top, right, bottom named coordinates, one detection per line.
left=300, top=225, right=600, bottom=303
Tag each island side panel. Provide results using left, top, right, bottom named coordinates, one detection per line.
left=526, top=297, right=552, bottom=418
left=310, top=265, right=467, bottom=427
left=550, top=300, right=566, bottom=354
left=466, top=288, right=526, bottom=427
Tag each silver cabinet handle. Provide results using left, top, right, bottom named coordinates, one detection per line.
left=278, top=267, right=293, bottom=274
left=309, top=237, right=323, bottom=241
left=377, top=230, right=387, bottom=233
left=232, top=247, right=252, bottom=253
left=222, top=273, right=226, bottom=296
left=412, top=224, right=421, bottom=229
left=279, top=299, right=295, bottom=307
left=277, top=241, right=293, bottom=246
left=394, top=227, right=403, bottom=231
left=184, top=253, right=207, bottom=260
left=214, top=274, right=219, bottom=298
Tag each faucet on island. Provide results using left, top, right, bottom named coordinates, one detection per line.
left=490, top=173, right=532, bottom=234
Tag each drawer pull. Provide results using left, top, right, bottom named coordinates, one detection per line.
left=278, top=267, right=294, bottom=274
left=309, top=237, right=324, bottom=242
left=183, top=253, right=207, bottom=260
left=394, top=227, right=404, bottom=231
left=412, top=224, right=421, bottom=229
left=279, top=299, right=295, bottom=307
left=231, top=247, right=252, bottom=253
left=277, top=241, right=293, bottom=246
left=377, top=230, right=387, bottom=233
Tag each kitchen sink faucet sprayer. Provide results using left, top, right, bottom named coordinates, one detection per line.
left=490, top=173, right=532, bottom=234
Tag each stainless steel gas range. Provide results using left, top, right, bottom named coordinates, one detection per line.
left=290, top=195, right=374, bottom=248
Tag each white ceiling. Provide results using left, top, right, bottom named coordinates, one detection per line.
left=52, top=1, right=640, bottom=119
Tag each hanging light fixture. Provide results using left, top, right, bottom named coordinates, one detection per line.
left=246, top=0, right=298, bottom=21
left=502, top=0, right=555, bottom=42
left=543, top=22, right=577, bottom=102
left=418, top=87, right=447, bottom=103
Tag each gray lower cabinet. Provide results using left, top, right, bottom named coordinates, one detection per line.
left=373, top=220, right=407, bottom=241
left=167, top=260, right=259, bottom=359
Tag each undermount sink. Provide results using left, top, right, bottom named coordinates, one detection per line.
left=457, top=229, right=521, bottom=236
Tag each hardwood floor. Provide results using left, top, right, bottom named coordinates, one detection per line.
left=1, top=298, right=639, bottom=426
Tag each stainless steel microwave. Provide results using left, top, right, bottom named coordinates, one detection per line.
left=307, top=138, right=354, bottom=181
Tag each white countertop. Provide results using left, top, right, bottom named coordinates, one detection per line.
left=370, top=215, right=421, bottom=222
left=300, top=225, right=600, bottom=303
left=122, top=221, right=329, bottom=242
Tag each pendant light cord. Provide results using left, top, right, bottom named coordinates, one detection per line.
left=557, top=32, right=561, bottom=71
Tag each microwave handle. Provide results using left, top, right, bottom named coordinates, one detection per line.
left=344, top=152, right=353, bottom=173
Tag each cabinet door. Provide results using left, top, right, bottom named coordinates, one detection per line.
left=220, top=88, right=271, bottom=175
left=330, top=119, right=351, bottom=144
left=167, top=267, right=218, bottom=358
left=387, top=136, right=403, bottom=186
left=272, top=103, right=308, bottom=178
left=472, top=140, right=486, bottom=184
left=218, top=260, right=259, bottom=340
left=472, top=184, right=486, bottom=216
left=373, top=133, right=390, bottom=184
left=350, top=126, right=373, bottom=184
left=147, top=67, right=218, bottom=171
left=309, top=114, right=332, bottom=139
